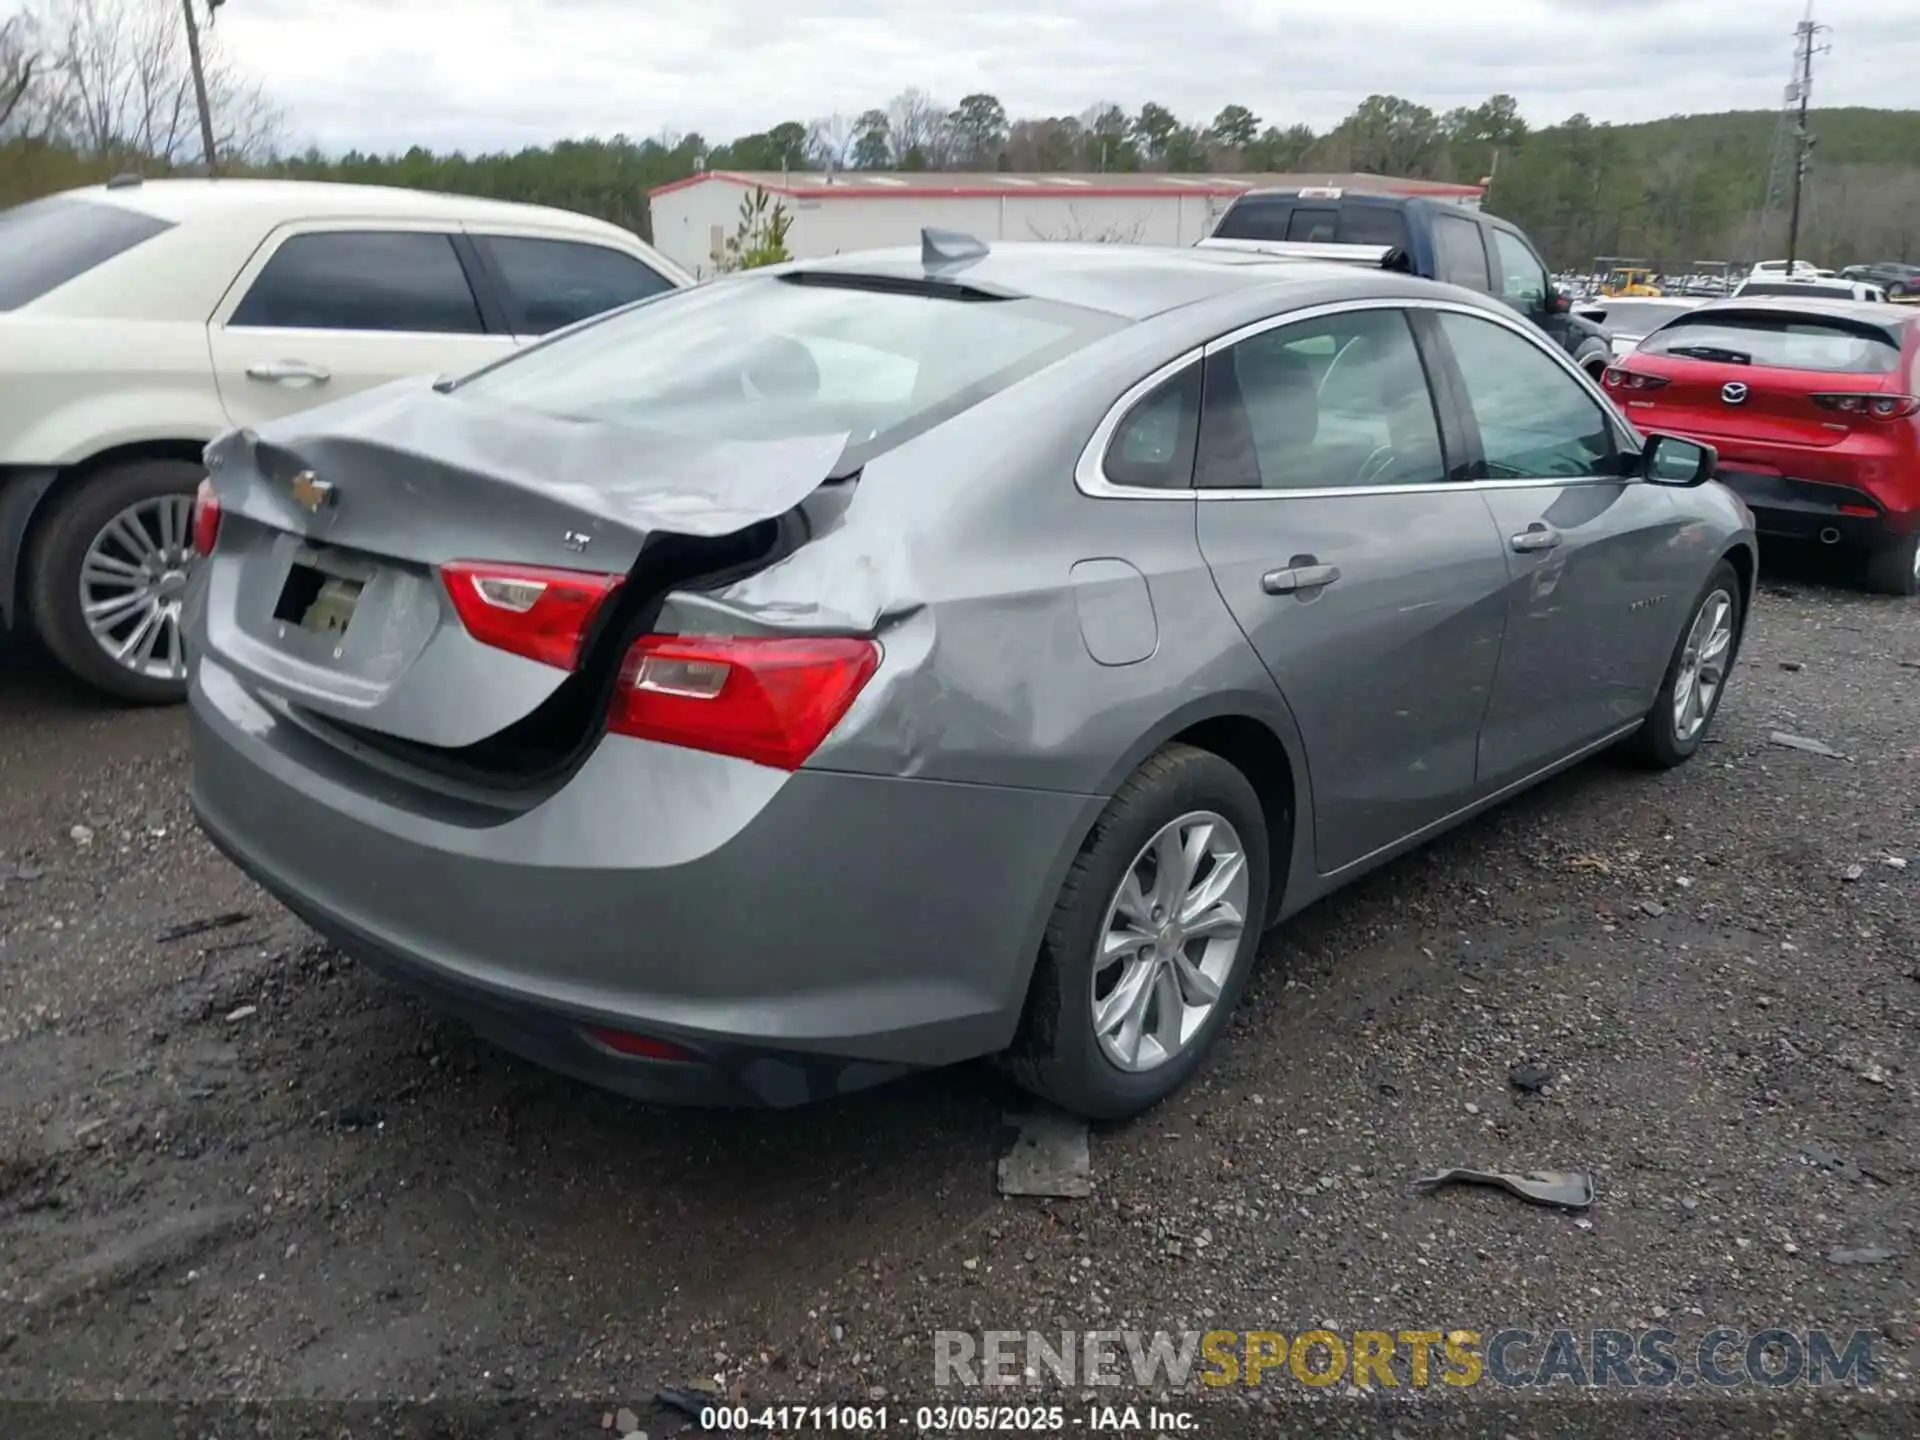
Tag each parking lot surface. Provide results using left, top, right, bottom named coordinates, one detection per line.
left=1, top=562, right=1915, bottom=1428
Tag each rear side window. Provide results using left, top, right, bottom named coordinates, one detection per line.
left=1640, top=314, right=1903, bottom=374
left=1104, top=366, right=1200, bottom=490
left=0, top=197, right=175, bottom=311
left=1212, top=198, right=1293, bottom=241
left=476, top=235, right=674, bottom=336
left=1432, top=213, right=1492, bottom=292
left=458, top=273, right=1122, bottom=475
left=230, top=231, right=484, bottom=333
left=1197, top=308, right=1447, bottom=491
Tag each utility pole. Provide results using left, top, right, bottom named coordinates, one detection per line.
left=1784, top=7, right=1829, bottom=269
left=182, top=0, right=218, bottom=175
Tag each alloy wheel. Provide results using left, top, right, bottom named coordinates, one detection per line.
left=1672, top=588, right=1735, bottom=742
left=77, top=494, right=197, bottom=683
left=1090, top=810, right=1249, bottom=1073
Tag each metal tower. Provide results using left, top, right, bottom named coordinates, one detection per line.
left=1750, top=6, right=1830, bottom=264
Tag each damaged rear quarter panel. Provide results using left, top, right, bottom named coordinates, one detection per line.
left=682, top=328, right=1298, bottom=800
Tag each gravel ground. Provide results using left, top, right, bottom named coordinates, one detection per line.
left=1, top=557, right=1916, bottom=1436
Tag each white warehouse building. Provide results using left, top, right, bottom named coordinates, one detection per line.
left=647, top=170, right=1487, bottom=278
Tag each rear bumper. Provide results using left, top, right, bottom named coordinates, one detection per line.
left=188, top=655, right=1100, bottom=1106
left=1715, top=469, right=1915, bottom=550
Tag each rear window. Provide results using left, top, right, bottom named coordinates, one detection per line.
left=1737, top=281, right=1856, bottom=299
left=1337, top=203, right=1410, bottom=251
left=0, top=197, right=175, bottom=311
left=1641, top=313, right=1903, bottom=374
left=457, top=273, right=1121, bottom=474
left=1593, top=301, right=1697, bottom=331
left=1212, top=198, right=1292, bottom=242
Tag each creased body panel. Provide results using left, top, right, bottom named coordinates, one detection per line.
left=189, top=655, right=1097, bottom=1066
left=191, top=379, right=847, bottom=746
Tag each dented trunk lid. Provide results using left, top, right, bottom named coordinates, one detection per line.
left=195, top=377, right=846, bottom=748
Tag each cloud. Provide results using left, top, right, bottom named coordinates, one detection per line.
left=212, top=0, right=1917, bottom=155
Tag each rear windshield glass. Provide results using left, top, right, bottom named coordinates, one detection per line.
left=1212, top=199, right=1290, bottom=242
left=0, top=197, right=175, bottom=311
left=1593, top=301, right=1697, bottom=331
left=1640, top=314, right=1902, bottom=374
left=457, top=274, right=1121, bottom=473
left=1737, top=281, right=1858, bottom=299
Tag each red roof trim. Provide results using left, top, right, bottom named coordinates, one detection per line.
left=647, top=170, right=1486, bottom=202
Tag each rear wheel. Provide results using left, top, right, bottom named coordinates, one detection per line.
left=26, top=459, right=202, bottom=704
left=1001, top=744, right=1270, bottom=1120
left=1627, top=559, right=1742, bottom=768
left=1862, top=531, right=1920, bottom=597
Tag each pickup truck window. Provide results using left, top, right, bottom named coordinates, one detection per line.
left=1433, top=213, right=1492, bottom=292
left=1490, top=229, right=1549, bottom=310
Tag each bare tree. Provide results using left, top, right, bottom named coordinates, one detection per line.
left=1, top=12, right=49, bottom=135
left=885, top=87, right=943, bottom=165
left=807, top=112, right=855, bottom=171
left=36, top=0, right=281, bottom=166
left=1026, top=208, right=1150, bottom=244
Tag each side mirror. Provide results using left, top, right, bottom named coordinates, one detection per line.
left=1641, top=432, right=1717, bottom=487
left=1548, top=289, right=1572, bottom=315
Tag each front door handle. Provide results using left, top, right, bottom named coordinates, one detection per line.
left=1510, top=523, right=1563, bottom=553
left=1262, top=562, right=1342, bottom=595
left=245, top=359, right=332, bottom=384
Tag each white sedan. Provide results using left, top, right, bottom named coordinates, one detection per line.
left=0, top=178, right=690, bottom=701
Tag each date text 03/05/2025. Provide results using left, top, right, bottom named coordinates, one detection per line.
left=692, top=1405, right=1197, bottom=1432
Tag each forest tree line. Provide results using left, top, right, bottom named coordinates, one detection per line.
left=5, top=0, right=1919, bottom=269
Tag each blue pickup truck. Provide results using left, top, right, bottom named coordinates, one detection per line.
left=1206, top=187, right=1613, bottom=376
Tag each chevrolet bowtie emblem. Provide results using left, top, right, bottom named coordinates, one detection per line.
left=290, top=470, right=334, bottom=513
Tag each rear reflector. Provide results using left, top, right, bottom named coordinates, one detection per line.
left=1837, top=504, right=1880, bottom=517
left=1603, top=367, right=1669, bottom=392
left=439, top=561, right=623, bottom=671
left=609, top=633, right=881, bottom=771
left=580, top=1025, right=701, bottom=1062
left=190, top=478, right=221, bottom=555
left=1811, top=392, right=1920, bottom=419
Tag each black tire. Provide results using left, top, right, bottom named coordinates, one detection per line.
left=26, top=459, right=203, bottom=704
left=1626, top=559, right=1744, bottom=769
left=1000, top=743, right=1271, bottom=1120
left=1862, top=531, right=1920, bottom=597
left=1574, top=341, right=1610, bottom=379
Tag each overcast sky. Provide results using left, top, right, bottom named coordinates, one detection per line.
left=212, top=0, right=1914, bottom=156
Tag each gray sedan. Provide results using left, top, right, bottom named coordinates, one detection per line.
left=183, top=236, right=1757, bottom=1118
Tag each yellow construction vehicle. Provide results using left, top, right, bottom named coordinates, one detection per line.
left=1593, top=257, right=1664, bottom=297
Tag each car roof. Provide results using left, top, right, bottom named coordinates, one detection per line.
left=782, top=241, right=1434, bottom=320
left=60, top=177, right=635, bottom=238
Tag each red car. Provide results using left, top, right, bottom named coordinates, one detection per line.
left=1602, top=297, right=1920, bottom=595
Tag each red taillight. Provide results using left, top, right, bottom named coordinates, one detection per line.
left=438, top=560, right=623, bottom=671
left=190, top=478, right=221, bottom=555
left=608, top=633, right=881, bottom=771
left=580, top=1025, right=700, bottom=1062
left=1603, top=367, right=1669, bottom=392
left=1811, top=393, right=1920, bottom=420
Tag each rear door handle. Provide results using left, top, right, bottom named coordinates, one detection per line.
left=246, top=360, right=332, bottom=384
left=1262, top=563, right=1341, bottom=595
left=1510, top=523, right=1563, bottom=553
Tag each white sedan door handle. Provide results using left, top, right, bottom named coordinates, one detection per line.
left=246, top=359, right=331, bottom=384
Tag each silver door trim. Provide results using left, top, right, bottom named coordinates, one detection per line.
left=1074, top=295, right=1638, bottom=502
